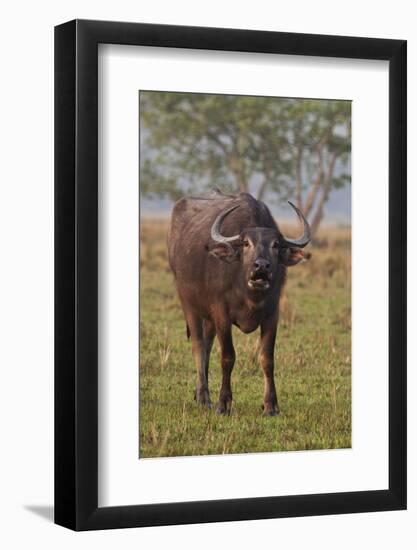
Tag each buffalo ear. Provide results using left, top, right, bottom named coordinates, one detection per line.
left=209, top=243, right=240, bottom=263
left=281, top=247, right=312, bottom=266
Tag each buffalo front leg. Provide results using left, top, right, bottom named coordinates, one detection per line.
left=203, top=319, right=216, bottom=385
left=260, top=313, right=280, bottom=416
left=215, top=322, right=235, bottom=415
left=188, top=314, right=212, bottom=408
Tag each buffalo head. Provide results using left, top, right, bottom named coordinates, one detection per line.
left=209, top=201, right=311, bottom=293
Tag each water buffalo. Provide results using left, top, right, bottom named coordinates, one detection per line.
left=167, top=189, right=311, bottom=416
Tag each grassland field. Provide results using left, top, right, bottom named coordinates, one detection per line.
left=140, top=218, right=351, bottom=458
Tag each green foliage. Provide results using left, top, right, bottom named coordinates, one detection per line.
left=139, top=92, right=351, bottom=215
left=139, top=220, right=351, bottom=458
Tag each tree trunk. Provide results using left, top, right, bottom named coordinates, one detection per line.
left=309, top=187, right=327, bottom=236
left=229, top=151, right=247, bottom=193
left=257, top=178, right=268, bottom=201
left=236, top=173, right=247, bottom=193
left=308, top=152, right=337, bottom=236
left=294, top=146, right=303, bottom=209
left=257, top=155, right=272, bottom=201
left=303, top=146, right=324, bottom=218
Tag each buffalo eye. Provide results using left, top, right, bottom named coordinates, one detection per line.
left=272, top=241, right=279, bottom=248
left=243, top=240, right=250, bottom=248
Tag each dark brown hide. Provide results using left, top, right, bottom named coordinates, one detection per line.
left=167, top=189, right=309, bottom=415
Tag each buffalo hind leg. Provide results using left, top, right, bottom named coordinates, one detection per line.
left=215, top=322, right=235, bottom=415
left=260, top=314, right=280, bottom=416
left=188, top=314, right=212, bottom=408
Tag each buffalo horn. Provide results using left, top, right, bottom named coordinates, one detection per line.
left=210, top=205, right=241, bottom=243
left=279, top=201, right=311, bottom=248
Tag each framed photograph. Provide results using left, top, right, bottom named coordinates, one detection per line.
left=55, top=19, right=406, bottom=530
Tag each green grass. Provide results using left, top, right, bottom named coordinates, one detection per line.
left=139, top=220, right=351, bottom=458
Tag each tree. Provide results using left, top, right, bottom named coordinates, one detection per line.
left=279, top=99, right=351, bottom=234
left=140, top=92, right=350, bottom=235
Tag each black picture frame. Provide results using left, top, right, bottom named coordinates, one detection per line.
left=55, top=19, right=407, bottom=531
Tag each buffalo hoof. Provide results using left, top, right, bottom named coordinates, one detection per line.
left=197, top=398, right=213, bottom=409
left=194, top=389, right=212, bottom=409
left=262, top=404, right=280, bottom=417
left=216, top=402, right=232, bottom=415
left=262, top=409, right=279, bottom=417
